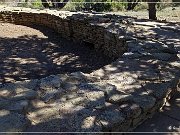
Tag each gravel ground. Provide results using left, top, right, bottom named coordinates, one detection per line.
left=0, top=23, right=113, bottom=83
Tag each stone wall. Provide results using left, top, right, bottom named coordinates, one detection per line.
left=0, top=7, right=179, bottom=133
left=0, top=7, right=127, bottom=58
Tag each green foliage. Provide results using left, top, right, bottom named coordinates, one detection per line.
left=14, top=0, right=179, bottom=11
left=63, top=0, right=84, bottom=11
left=92, top=0, right=112, bottom=12
left=17, top=0, right=43, bottom=8
left=64, top=0, right=123, bottom=12
left=111, top=2, right=126, bottom=11
left=134, top=3, right=148, bottom=11
left=31, top=0, right=43, bottom=8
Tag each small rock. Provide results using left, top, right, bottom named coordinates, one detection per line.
left=7, top=100, right=29, bottom=113
left=107, top=92, right=133, bottom=104
left=142, top=82, right=172, bottom=99
left=138, top=68, right=159, bottom=81
left=152, top=52, right=172, bottom=61
left=67, top=108, right=101, bottom=132
left=132, top=95, right=156, bottom=112
left=40, top=75, right=62, bottom=90
left=98, top=108, right=125, bottom=130
left=0, top=98, right=10, bottom=109
left=78, top=82, right=116, bottom=95
left=119, top=103, right=141, bottom=119
left=15, top=79, right=39, bottom=90
left=40, top=88, right=65, bottom=103
left=27, top=105, right=60, bottom=125
left=0, top=83, right=15, bottom=98
left=62, top=82, right=78, bottom=91
left=12, top=88, right=37, bottom=101
left=122, top=52, right=142, bottom=59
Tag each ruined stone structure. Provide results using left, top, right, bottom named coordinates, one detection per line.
left=0, top=7, right=179, bottom=133
left=0, top=7, right=127, bottom=59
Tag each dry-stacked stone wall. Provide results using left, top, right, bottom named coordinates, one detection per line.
left=0, top=7, right=179, bottom=133
left=0, top=7, right=127, bottom=58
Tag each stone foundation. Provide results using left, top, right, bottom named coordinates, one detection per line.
left=0, top=7, right=179, bottom=133
left=0, top=7, right=127, bottom=59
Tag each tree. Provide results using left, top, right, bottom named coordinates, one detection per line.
left=41, top=0, right=49, bottom=8
left=127, top=0, right=140, bottom=10
left=41, top=0, right=69, bottom=8
left=126, top=0, right=158, bottom=20
left=148, top=0, right=157, bottom=20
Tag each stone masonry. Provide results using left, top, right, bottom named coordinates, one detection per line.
left=0, top=7, right=179, bottom=133
left=0, top=7, right=127, bottom=59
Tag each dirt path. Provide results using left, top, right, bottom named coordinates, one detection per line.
left=0, top=23, right=113, bottom=83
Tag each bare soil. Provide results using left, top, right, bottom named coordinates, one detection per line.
left=0, top=23, right=113, bottom=83
left=114, top=7, right=180, bottom=23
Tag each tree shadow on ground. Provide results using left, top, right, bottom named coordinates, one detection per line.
left=0, top=24, right=113, bottom=83
left=0, top=14, right=179, bottom=133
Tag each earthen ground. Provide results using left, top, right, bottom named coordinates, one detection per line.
left=0, top=23, right=112, bottom=83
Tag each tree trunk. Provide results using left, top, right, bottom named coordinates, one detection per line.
left=41, top=0, right=50, bottom=8
left=127, top=0, right=139, bottom=10
left=148, top=0, right=157, bottom=20
left=56, top=0, right=69, bottom=9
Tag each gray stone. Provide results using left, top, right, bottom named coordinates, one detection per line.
left=69, top=72, right=100, bottom=83
left=84, top=90, right=106, bottom=108
left=0, top=98, right=10, bottom=109
left=152, top=52, right=172, bottom=61
left=132, top=95, right=156, bottom=112
left=0, top=83, right=16, bottom=98
left=142, top=40, right=158, bottom=50
left=0, top=110, right=30, bottom=132
left=67, top=108, right=102, bottom=132
left=107, top=91, right=133, bottom=104
left=65, top=72, right=85, bottom=85
left=40, top=75, right=62, bottom=90
left=62, top=90, right=106, bottom=109
left=143, top=82, right=172, bottom=99
left=160, top=25, right=180, bottom=33
left=162, top=93, right=180, bottom=120
left=119, top=103, right=142, bottom=119
left=14, top=79, right=39, bottom=90
left=160, top=70, right=177, bottom=82
left=61, top=82, right=78, bottom=91
left=40, top=88, right=64, bottom=103
left=98, top=108, right=125, bottom=130
left=0, top=85, right=37, bottom=101
left=127, top=42, right=144, bottom=52
left=11, top=87, right=37, bottom=101
left=138, top=68, right=160, bottom=81
left=66, top=96, right=88, bottom=107
left=159, top=47, right=177, bottom=54
left=122, top=52, right=142, bottom=59
left=27, top=104, right=60, bottom=125
left=132, top=112, right=149, bottom=128
left=7, top=100, right=29, bottom=113
left=78, top=82, right=116, bottom=95
left=57, top=74, right=69, bottom=82
left=114, top=119, right=132, bottom=132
